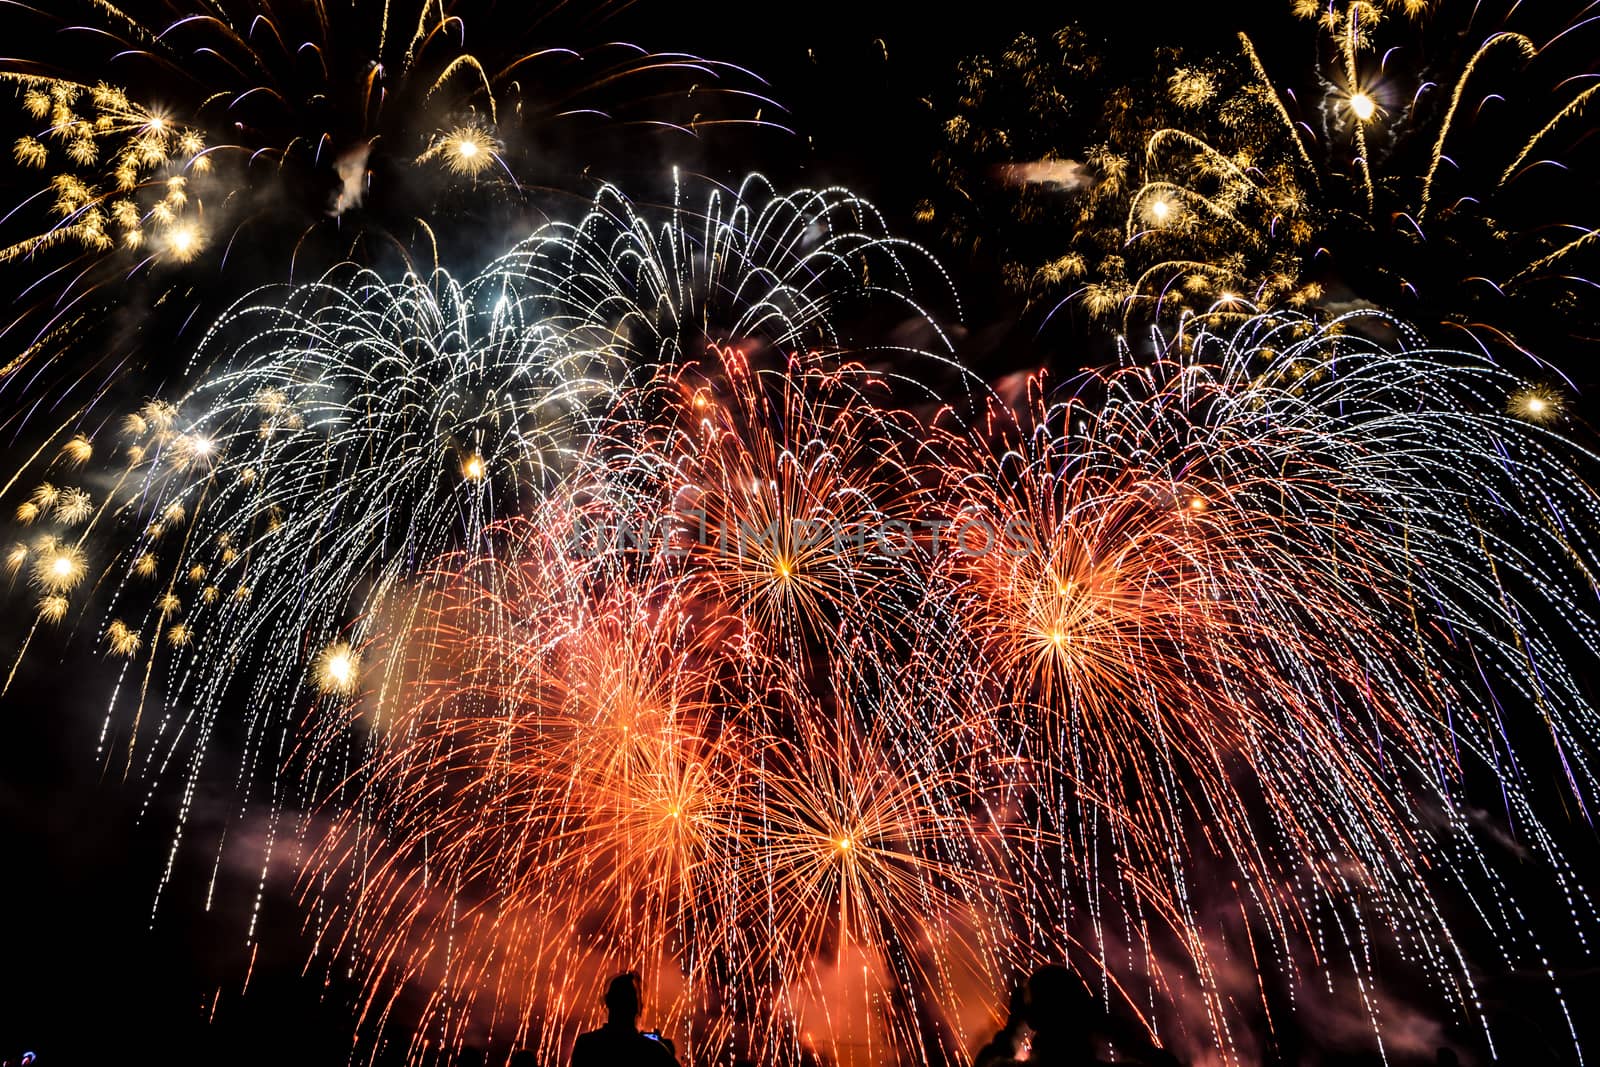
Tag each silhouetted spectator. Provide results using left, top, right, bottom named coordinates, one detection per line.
left=458, top=1046, right=485, bottom=1067
left=571, top=972, right=678, bottom=1067
left=509, top=1048, right=538, bottom=1067
left=1437, top=1049, right=1461, bottom=1067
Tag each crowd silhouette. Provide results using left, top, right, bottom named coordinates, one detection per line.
left=437, top=966, right=1473, bottom=1066
left=443, top=965, right=1181, bottom=1067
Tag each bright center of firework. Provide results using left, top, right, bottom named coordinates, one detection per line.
left=463, top=454, right=486, bottom=481
left=432, top=127, right=496, bottom=176
left=1151, top=199, right=1172, bottom=222
left=774, top=555, right=794, bottom=581
left=1190, top=496, right=1208, bottom=511
left=1348, top=92, right=1377, bottom=122
left=51, top=556, right=73, bottom=578
left=168, top=226, right=200, bottom=261
left=1509, top=386, right=1563, bottom=423
left=316, top=643, right=360, bottom=695
left=838, top=836, right=852, bottom=851
left=149, top=115, right=166, bottom=131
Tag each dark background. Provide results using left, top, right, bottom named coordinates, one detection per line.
left=3, top=2, right=1597, bottom=1065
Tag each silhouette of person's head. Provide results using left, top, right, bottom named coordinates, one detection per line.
left=456, top=1047, right=485, bottom=1067
left=1436, top=1049, right=1460, bottom=1067
left=603, top=972, right=643, bottom=1028
left=509, top=1048, right=537, bottom=1067
left=1023, top=964, right=1094, bottom=1033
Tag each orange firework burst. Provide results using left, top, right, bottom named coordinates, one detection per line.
left=307, top=505, right=744, bottom=1058
left=917, top=321, right=1600, bottom=1059
left=307, top=496, right=1030, bottom=1065
left=736, top=659, right=1028, bottom=1065
left=660, top=352, right=934, bottom=660
left=934, top=441, right=1230, bottom=724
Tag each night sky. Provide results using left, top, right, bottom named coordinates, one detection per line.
left=2, top=2, right=1597, bottom=1066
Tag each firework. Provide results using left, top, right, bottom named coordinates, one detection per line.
left=924, top=26, right=1319, bottom=333
left=306, top=499, right=1024, bottom=1064
left=650, top=353, right=940, bottom=662
left=417, top=125, right=502, bottom=178
left=302, top=512, right=741, bottom=1057
left=0, top=81, right=207, bottom=267
left=923, top=311, right=1600, bottom=1060
left=0, top=259, right=617, bottom=825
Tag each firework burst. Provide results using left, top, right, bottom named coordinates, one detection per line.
left=489, top=172, right=962, bottom=378
left=306, top=495, right=1028, bottom=1065
left=926, top=3, right=1599, bottom=354
left=643, top=353, right=938, bottom=664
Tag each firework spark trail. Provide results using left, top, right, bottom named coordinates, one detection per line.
left=482, top=173, right=964, bottom=380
